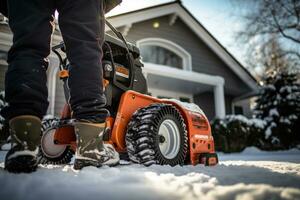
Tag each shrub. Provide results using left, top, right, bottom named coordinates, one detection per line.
left=211, top=115, right=266, bottom=153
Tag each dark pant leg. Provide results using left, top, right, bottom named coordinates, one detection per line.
left=1, top=0, right=55, bottom=120
left=57, top=0, right=109, bottom=123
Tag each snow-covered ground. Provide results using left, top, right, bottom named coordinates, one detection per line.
left=0, top=147, right=299, bottom=200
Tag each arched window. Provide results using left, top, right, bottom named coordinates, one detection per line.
left=137, top=38, right=192, bottom=71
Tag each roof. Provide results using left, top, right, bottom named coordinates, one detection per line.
left=107, top=0, right=258, bottom=91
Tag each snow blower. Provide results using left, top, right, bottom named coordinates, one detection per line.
left=38, top=21, right=218, bottom=167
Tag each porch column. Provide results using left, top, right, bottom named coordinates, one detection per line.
left=214, top=83, right=226, bottom=118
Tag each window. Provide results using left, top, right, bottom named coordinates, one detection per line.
left=137, top=38, right=192, bottom=71
left=140, top=45, right=183, bottom=69
left=234, top=106, right=244, bottom=115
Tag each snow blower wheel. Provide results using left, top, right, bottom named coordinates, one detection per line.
left=38, top=119, right=74, bottom=165
left=126, top=104, right=188, bottom=166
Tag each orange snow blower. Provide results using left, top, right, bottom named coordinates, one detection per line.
left=38, top=21, right=218, bottom=167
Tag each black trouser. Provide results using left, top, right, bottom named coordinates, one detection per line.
left=1, top=0, right=109, bottom=123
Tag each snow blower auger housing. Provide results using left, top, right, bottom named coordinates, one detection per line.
left=39, top=21, right=218, bottom=167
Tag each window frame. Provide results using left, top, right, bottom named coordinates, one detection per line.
left=137, top=38, right=192, bottom=71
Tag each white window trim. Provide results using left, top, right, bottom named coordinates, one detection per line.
left=136, top=38, right=192, bottom=71
left=143, top=62, right=226, bottom=118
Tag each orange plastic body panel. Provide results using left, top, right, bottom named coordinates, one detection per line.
left=53, top=90, right=217, bottom=165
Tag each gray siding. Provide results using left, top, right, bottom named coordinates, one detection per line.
left=0, top=64, right=7, bottom=91
left=194, top=92, right=234, bottom=120
left=124, top=15, right=251, bottom=96
left=194, top=92, right=215, bottom=120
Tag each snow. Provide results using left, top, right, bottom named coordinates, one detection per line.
left=220, top=115, right=267, bottom=129
left=269, top=108, right=279, bottom=117
left=163, top=99, right=206, bottom=116
left=0, top=147, right=299, bottom=200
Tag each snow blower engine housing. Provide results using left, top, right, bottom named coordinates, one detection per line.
left=39, top=21, right=218, bottom=167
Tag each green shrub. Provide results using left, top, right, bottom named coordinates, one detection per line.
left=211, top=115, right=266, bottom=153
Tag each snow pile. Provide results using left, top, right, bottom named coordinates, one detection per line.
left=211, top=115, right=268, bottom=152
left=0, top=149, right=300, bottom=200
left=0, top=91, right=7, bottom=130
left=223, top=115, right=266, bottom=129
left=163, top=99, right=206, bottom=116
left=0, top=91, right=9, bottom=150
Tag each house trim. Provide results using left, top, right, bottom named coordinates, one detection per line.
left=142, top=62, right=226, bottom=118
left=137, top=38, right=192, bottom=71
left=107, top=2, right=258, bottom=91
left=143, top=62, right=224, bottom=85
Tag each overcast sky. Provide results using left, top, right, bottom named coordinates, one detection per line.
left=107, top=0, right=247, bottom=68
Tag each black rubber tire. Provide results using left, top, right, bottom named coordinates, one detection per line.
left=126, top=104, right=188, bottom=166
left=38, top=118, right=74, bottom=165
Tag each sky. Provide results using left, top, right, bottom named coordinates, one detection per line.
left=106, top=0, right=247, bottom=68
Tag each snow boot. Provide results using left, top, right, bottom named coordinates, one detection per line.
left=4, top=115, right=41, bottom=173
left=73, top=122, right=119, bottom=170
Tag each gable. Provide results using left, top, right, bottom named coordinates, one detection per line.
left=107, top=2, right=258, bottom=94
left=123, top=15, right=251, bottom=96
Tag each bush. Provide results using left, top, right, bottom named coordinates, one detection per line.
left=211, top=115, right=266, bottom=153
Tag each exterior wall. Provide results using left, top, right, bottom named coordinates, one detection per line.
left=123, top=15, right=252, bottom=96
left=233, top=98, right=253, bottom=118
left=194, top=92, right=234, bottom=120
left=193, top=92, right=215, bottom=120
left=0, top=64, right=7, bottom=91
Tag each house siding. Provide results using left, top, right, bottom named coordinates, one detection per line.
left=123, top=15, right=251, bottom=96
left=0, top=64, right=7, bottom=91
left=194, top=92, right=234, bottom=120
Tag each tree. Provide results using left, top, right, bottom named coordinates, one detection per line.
left=235, top=0, right=300, bottom=76
left=248, top=37, right=291, bottom=77
left=254, top=70, right=300, bottom=149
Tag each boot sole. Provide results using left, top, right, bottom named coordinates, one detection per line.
left=5, top=155, right=38, bottom=173
left=73, top=159, right=119, bottom=170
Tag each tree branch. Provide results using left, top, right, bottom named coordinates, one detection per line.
left=271, top=7, right=300, bottom=44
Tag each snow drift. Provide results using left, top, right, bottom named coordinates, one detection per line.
left=0, top=147, right=299, bottom=200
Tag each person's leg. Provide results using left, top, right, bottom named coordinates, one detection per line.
left=57, top=0, right=108, bottom=123
left=56, top=0, right=119, bottom=169
left=3, top=0, right=55, bottom=173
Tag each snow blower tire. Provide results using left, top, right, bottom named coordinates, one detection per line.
left=38, top=118, right=74, bottom=165
left=126, top=104, right=188, bottom=166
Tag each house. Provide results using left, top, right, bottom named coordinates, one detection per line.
left=0, top=1, right=258, bottom=120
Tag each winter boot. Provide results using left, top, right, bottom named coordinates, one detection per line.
left=5, top=115, right=41, bottom=173
left=73, top=122, right=119, bottom=170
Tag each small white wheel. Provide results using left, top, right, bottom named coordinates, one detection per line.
left=158, top=119, right=181, bottom=159
left=41, top=129, right=67, bottom=158
left=38, top=119, right=74, bottom=165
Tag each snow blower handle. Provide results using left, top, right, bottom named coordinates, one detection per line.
left=105, top=20, right=135, bottom=91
